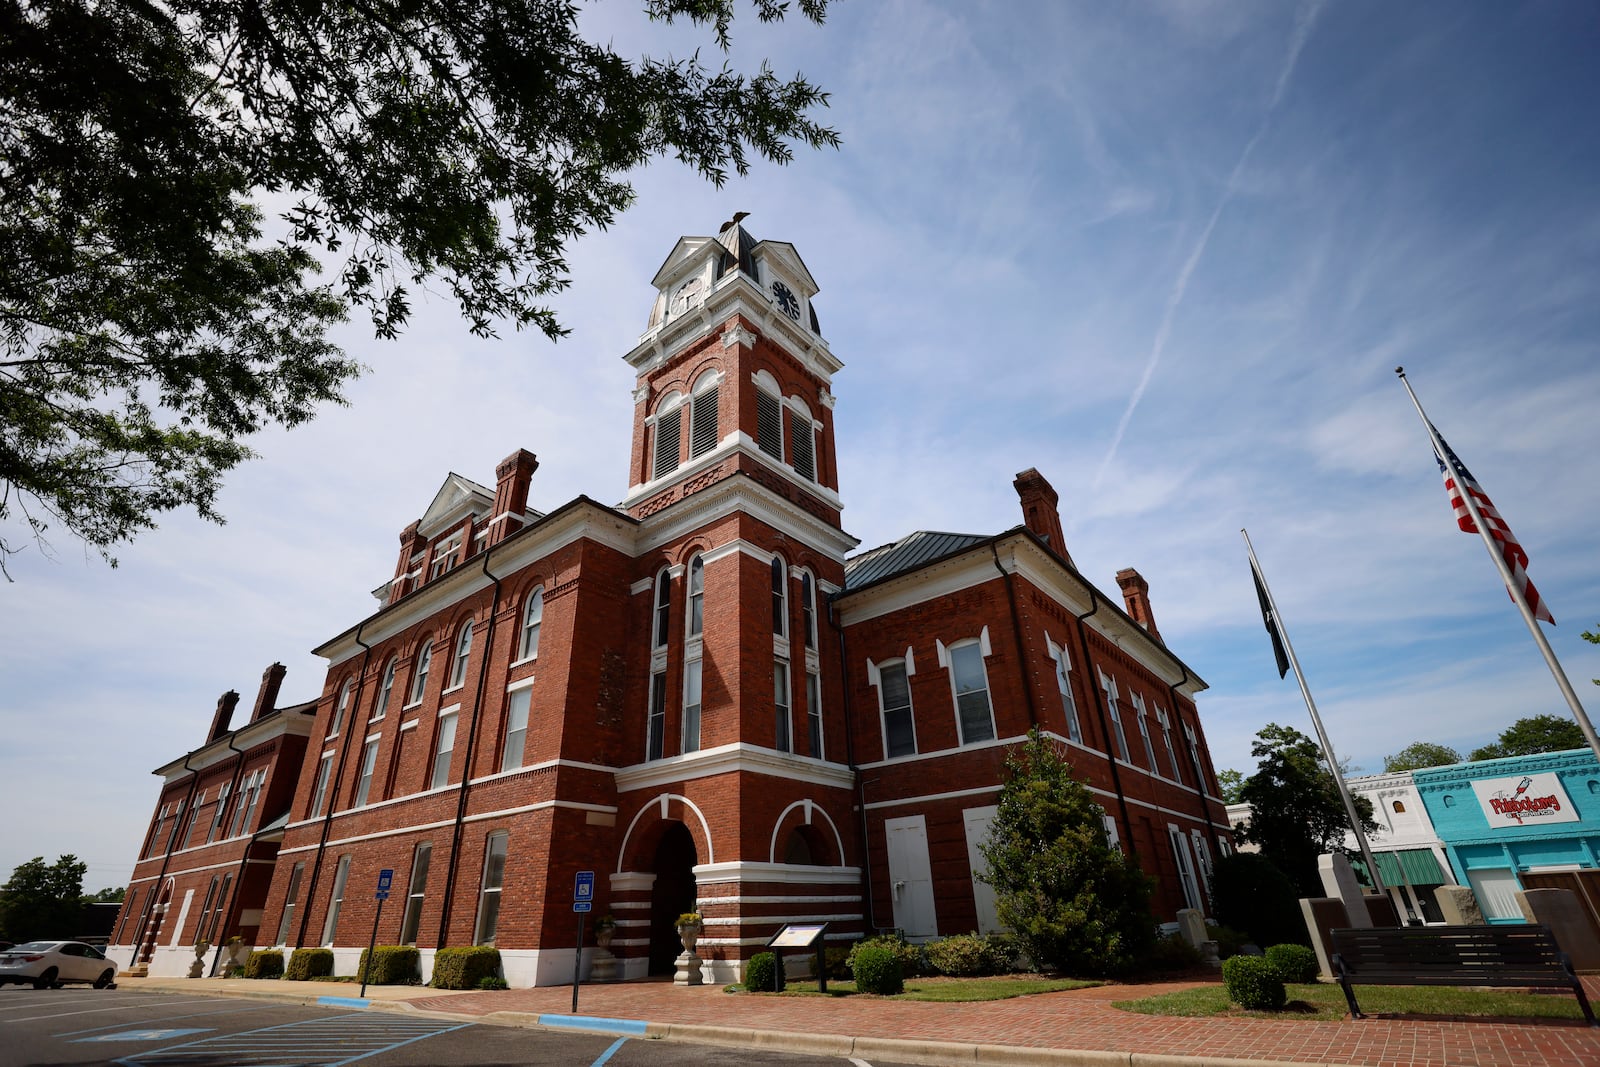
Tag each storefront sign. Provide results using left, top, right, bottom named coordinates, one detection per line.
left=1470, top=772, right=1579, bottom=827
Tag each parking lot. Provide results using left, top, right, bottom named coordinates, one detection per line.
left=0, top=987, right=874, bottom=1067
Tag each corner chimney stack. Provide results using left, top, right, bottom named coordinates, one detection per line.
left=1115, top=568, right=1162, bottom=643
left=208, top=690, right=240, bottom=743
left=251, top=663, right=287, bottom=723
left=490, top=449, right=539, bottom=546
left=391, top=521, right=426, bottom=604
left=1013, top=468, right=1073, bottom=568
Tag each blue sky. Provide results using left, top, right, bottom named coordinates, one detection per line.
left=4, top=0, right=1598, bottom=892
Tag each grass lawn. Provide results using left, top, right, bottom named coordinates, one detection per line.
left=738, top=975, right=1101, bottom=1002
left=1115, top=982, right=1592, bottom=1023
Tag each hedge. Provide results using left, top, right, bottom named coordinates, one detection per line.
left=744, top=952, right=777, bottom=992
left=430, top=946, right=501, bottom=989
left=285, top=948, right=334, bottom=981
left=850, top=944, right=904, bottom=995
left=358, top=946, right=421, bottom=986
left=1265, top=943, right=1319, bottom=984
left=245, top=949, right=284, bottom=979
left=1222, top=954, right=1286, bottom=1010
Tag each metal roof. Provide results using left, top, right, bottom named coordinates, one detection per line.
left=843, top=530, right=990, bottom=592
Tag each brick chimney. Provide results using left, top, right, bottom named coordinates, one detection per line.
left=392, top=520, right=426, bottom=603
left=1013, top=468, right=1073, bottom=568
left=251, top=662, right=287, bottom=723
left=1115, top=568, right=1161, bottom=643
left=489, top=449, right=539, bottom=546
left=208, top=690, right=240, bottom=743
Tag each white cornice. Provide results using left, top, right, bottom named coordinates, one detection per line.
left=623, top=433, right=845, bottom=517
left=632, top=469, right=858, bottom=563
left=155, top=711, right=317, bottom=780
left=625, top=276, right=842, bottom=383
left=693, top=862, right=860, bottom=886
left=613, top=742, right=856, bottom=794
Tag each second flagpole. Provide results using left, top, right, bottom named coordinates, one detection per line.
left=1242, top=529, right=1386, bottom=896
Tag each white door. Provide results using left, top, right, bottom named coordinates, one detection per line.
left=885, top=815, right=937, bottom=939
left=962, top=806, right=1003, bottom=934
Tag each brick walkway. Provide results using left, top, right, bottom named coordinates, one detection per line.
left=408, top=974, right=1600, bottom=1067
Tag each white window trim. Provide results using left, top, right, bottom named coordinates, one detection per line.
left=866, top=649, right=918, bottom=759
left=446, top=623, right=473, bottom=693
left=514, top=587, right=544, bottom=665
left=936, top=630, right=996, bottom=747
left=1046, top=636, right=1082, bottom=744
left=371, top=659, right=397, bottom=723
left=1100, top=670, right=1130, bottom=762
left=404, top=644, right=432, bottom=709
left=1132, top=693, right=1158, bottom=774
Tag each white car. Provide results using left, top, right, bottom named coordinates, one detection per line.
left=0, top=941, right=118, bottom=990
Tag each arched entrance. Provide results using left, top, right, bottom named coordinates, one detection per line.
left=648, top=822, right=698, bottom=975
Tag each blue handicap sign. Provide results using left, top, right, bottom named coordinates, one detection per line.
left=376, top=868, right=395, bottom=893
left=574, top=870, right=595, bottom=902
left=374, top=890, right=390, bottom=901
left=573, top=900, right=592, bottom=913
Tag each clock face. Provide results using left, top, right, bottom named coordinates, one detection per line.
left=771, top=280, right=802, bottom=321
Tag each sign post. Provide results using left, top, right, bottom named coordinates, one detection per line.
left=765, top=922, right=829, bottom=993
left=571, top=870, right=595, bottom=1013
left=361, top=868, right=394, bottom=998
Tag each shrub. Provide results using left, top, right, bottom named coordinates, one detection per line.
left=1222, top=955, right=1286, bottom=1011
left=244, top=949, right=283, bottom=979
left=477, top=976, right=509, bottom=990
left=430, top=946, right=502, bottom=990
left=809, top=946, right=851, bottom=981
left=980, top=933, right=1021, bottom=974
left=1264, top=943, right=1319, bottom=984
left=846, top=934, right=924, bottom=978
left=1210, top=852, right=1307, bottom=949
left=849, top=944, right=903, bottom=995
left=924, top=934, right=994, bottom=977
left=744, top=952, right=777, bottom=992
left=1142, top=933, right=1203, bottom=973
left=357, top=946, right=420, bottom=985
left=1206, top=924, right=1251, bottom=959
left=285, top=948, right=334, bottom=981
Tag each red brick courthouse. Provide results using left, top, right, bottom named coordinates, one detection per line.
left=113, top=219, right=1232, bottom=983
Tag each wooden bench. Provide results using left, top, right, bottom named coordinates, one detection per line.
left=1329, top=925, right=1596, bottom=1026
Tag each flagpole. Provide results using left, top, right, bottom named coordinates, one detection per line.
left=1395, top=367, right=1600, bottom=763
left=1241, top=528, right=1386, bottom=895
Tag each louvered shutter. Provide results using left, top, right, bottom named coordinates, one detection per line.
left=690, top=385, right=719, bottom=457
left=757, top=390, right=783, bottom=458
left=653, top=407, right=681, bottom=477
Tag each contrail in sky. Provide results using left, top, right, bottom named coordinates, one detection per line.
left=1093, top=1, right=1326, bottom=490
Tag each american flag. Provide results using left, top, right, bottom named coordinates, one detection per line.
left=1433, top=426, right=1554, bottom=624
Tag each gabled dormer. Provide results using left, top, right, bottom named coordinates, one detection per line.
left=623, top=215, right=845, bottom=526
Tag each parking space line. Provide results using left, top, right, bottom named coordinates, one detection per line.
left=57, top=1001, right=280, bottom=1036
left=110, top=1012, right=475, bottom=1067
left=591, top=1036, right=629, bottom=1066
left=1, top=997, right=229, bottom=1024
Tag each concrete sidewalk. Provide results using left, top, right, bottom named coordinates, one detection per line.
left=129, top=973, right=1600, bottom=1067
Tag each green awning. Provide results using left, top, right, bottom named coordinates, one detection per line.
left=1353, top=848, right=1445, bottom=887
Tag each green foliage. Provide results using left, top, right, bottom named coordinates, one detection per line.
left=846, top=934, right=925, bottom=977
left=807, top=947, right=852, bottom=981
left=978, top=730, right=1156, bottom=976
left=429, top=946, right=501, bottom=989
left=849, top=944, right=904, bottom=995
left=1221, top=955, right=1286, bottom=1011
left=1210, top=852, right=1307, bottom=948
left=1207, top=924, right=1252, bottom=960
left=84, top=886, right=125, bottom=904
left=1469, top=714, right=1588, bottom=761
left=0, top=0, right=838, bottom=573
left=284, top=948, right=333, bottom=981
left=1235, top=724, right=1378, bottom=897
left=744, top=951, right=777, bottom=991
left=1383, top=742, right=1462, bottom=773
left=1143, top=933, right=1204, bottom=973
left=1264, top=943, right=1319, bottom=983
left=1217, top=769, right=1245, bottom=804
left=0, top=855, right=87, bottom=942
left=357, top=946, right=420, bottom=986
left=477, top=976, right=509, bottom=990
left=245, top=949, right=284, bottom=979
left=924, top=934, right=997, bottom=977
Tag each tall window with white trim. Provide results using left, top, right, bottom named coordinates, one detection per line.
left=770, top=555, right=787, bottom=636
left=181, top=790, right=205, bottom=848
left=652, top=569, right=672, bottom=649
left=875, top=660, right=916, bottom=758
left=407, top=643, right=432, bottom=705
left=448, top=623, right=473, bottom=689
left=800, top=572, right=817, bottom=649
left=500, top=689, right=530, bottom=772
left=207, top=783, right=231, bottom=841
left=373, top=659, right=397, bottom=720
left=682, top=660, right=702, bottom=753
left=1157, top=707, right=1183, bottom=784
left=1100, top=671, right=1130, bottom=761
left=230, top=769, right=265, bottom=836
left=1132, top=694, right=1158, bottom=771
left=1167, top=826, right=1202, bottom=911
left=774, top=660, right=792, bottom=751
left=432, top=711, right=457, bottom=788
left=686, top=556, right=704, bottom=636
left=474, top=831, right=509, bottom=945
left=1050, top=640, right=1082, bottom=743
left=949, top=641, right=995, bottom=745
left=330, top=680, right=354, bottom=736
left=518, top=588, right=543, bottom=660
left=308, top=755, right=332, bottom=817
left=806, top=670, right=823, bottom=759
left=322, top=855, right=351, bottom=945
left=647, top=671, right=668, bottom=761
left=399, top=843, right=432, bottom=946
left=207, top=873, right=233, bottom=942
left=275, top=863, right=304, bottom=946
left=354, top=738, right=380, bottom=806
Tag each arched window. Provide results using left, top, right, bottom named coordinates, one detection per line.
left=687, top=556, right=704, bottom=636
left=518, top=588, right=544, bottom=661
left=330, top=680, right=354, bottom=737
left=771, top=555, right=787, bottom=637
left=689, top=371, right=720, bottom=458
left=653, top=569, right=672, bottom=648
left=373, top=658, right=398, bottom=721
left=800, top=571, right=817, bottom=649
left=754, top=371, right=784, bottom=460
left=1392, top=800, right=1406, bottom=814
left=789, top=399, right=817, bottom=481
left=949, top=640, right=995, bottom=745
left=407, top=642, right=432, bottom=705
left=448, top=622, right=473, bottom=689
left=651, top=392, right=683, bottom=478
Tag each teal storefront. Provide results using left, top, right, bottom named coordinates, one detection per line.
left=1413, top=748, right=1600, bottom=924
